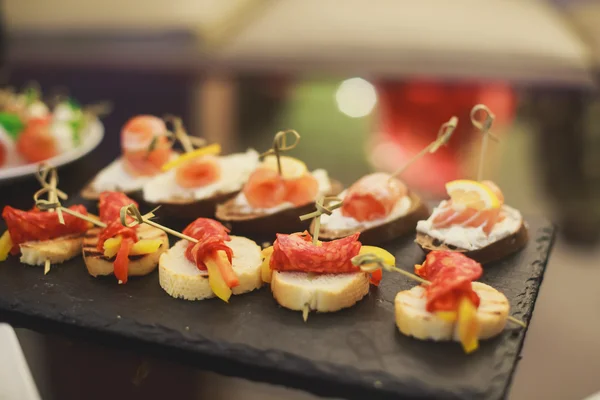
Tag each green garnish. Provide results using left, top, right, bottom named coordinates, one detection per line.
left=0, top=112, right=25, bottom=140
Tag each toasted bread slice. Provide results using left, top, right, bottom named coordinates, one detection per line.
left=19, top=234, right=84, bottom=266
left=317, top=192, right=430, bottom=245
left=215, top=179, right=343, bottom=236
left=395, top=282, right=509, bottom=342
left=159, top=235, right=263, bottom=300
left=270, top=271, right=370, bottom=315
left=82, top=224, right=169, bottom=278
left=416, top=222, right=529, bottom=264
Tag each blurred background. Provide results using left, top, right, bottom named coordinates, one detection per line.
left=3, top=0, right=600, bottom=399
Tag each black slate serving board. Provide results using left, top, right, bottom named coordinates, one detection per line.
left=0, top=202, right=554, bottom=400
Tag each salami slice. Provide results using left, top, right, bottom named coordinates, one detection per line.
left=341, top=173, right=407, bottom=222
left=270, top=231, right=362, bottom=274
left=2, top=205, right=90, bottom=254
left=416, top=251, right=483, bottom=312
left=99, top=191, right=139, bottom=223
left=182, top=218, right=233, bottom=270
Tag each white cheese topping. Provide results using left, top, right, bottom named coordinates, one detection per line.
left=91, top=158, right=155, bottom=192
left=50, top=121, right=75, bottom=153
left=232, top=169, right=332, bottom=214
left=320, top=190, right=412, bottom=231
left=143, top=149, right=260, bottom=203
left=416, top=201, right=523, bottom=251
left=0, top=126, right=24, bottom=167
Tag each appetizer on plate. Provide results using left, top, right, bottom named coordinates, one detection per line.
left=82, top=191, right=169, bottom=283
left=141, top=118, right=260, bottom=218
left=261, top=198, right=393, bottom=320
left=81, top=115, right=174, bottom=199
left=158, top=217, right=263, bottom=302
left=317, top=116, right=457, bottom=244
left=415, top=179, right=528, bottom=263
left=0, top=85, right=104, bottom=166
left=216, top=130, right=342, bottom=236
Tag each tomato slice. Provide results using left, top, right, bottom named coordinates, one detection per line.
left=114, top=238, right=134, bottom=284
left=16, top=118, right=58, bottom=163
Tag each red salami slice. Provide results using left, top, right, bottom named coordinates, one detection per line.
left=182, top=218, right=233, bottom=270
left=3, top=205, right=90, bottom=254
left=98, top=191, right=138, bottom=223
left=341, top=173, right=407, bottom=222
left=416, top=251, right=483, bottom=312
left=270, top=231, right=362, bottom=274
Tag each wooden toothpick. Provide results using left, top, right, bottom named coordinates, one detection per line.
left=390, top=116, right=458, bottom=180
left=351, top=253, right=527, bottom=328
left=120, top=204, right=199, bottom=244
left=260, top=129, right=301, bottom=176
left=470, top=104, right=499, bottom=181
left=164, top=115, right=206, bottom=154
left=299, top=196, right=343, bottom=245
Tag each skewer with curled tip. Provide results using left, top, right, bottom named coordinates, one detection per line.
left=351, top=253, right=527, bottom=329
left=470, top=104, right=499, bottom=182
left=260, top=129, right=301, bottom=176
left=119, top=203, right=198, bottom=244
left=163, top=115, right=207, bottom=153
left=299, top=196, right=343, bottom=246
left=389, top=116, right=458, bottom=181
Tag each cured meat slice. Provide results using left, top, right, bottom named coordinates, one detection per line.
left=341, top=173, right=407, bottom=222
left=175, top=155, right=221, bottom=188
left=182, top=218, right=233, bottom=270
left=242, top=168, right=286, bottom=208
left=121, top=115, right=171, bottom=177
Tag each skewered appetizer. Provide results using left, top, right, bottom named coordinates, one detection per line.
left=158, top=217, right=263, bottom=302
left=261, top=230, right=394, bottom=320
left=216, top=130, right=342, bottom=236
left=82, top=192, right=169, bottom=283
left=82, top=115, right=174, bottom=199
left=317, top=172, right=429, bottom=245
left=0, top=204, right=90, bottom=268
left=0, top=86, right=101, bottom=166
left=394, top=251, right=510, bottom=353
left=415, top=180, right=528, bottom=263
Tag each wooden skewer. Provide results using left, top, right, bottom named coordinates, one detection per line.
left=351, top=254, right=527, bottom=328
left=164, top=115, right=206, bottom=154
left=470, top=104, right=499, bottom=181
left=390, top=116, right=458, bottom=180
left=299, top=196, right=343, bottom=245
left=260, top=130, right=301, bottom=176
left=35, top=164, right=65, bottom=224
left=120, top=204, right=198, bottom=244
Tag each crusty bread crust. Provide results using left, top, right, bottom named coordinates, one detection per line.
left=270, top=271, right=370, bottom=314
left=215, top=179, right=343, bottom=236
left=316, top=191, right=430, bottom=245
left=415, top=222, right=529, bottom=264
left=395, top=282, right=509, bottom=342
left=19, top=234, right=84, bottom=266
left=82, top=224, right=169, bottom=278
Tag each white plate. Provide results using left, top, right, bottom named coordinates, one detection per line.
left=0, top=118, right=104, bottom=184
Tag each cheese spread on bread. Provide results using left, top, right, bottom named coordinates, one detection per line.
left=232, top=169, right=332, bottom=214
left=91, top=158, right=159, bottom=193
left=416, top=202, right=522, bottom=251
left=320, top=190, right=412, bottom=231
left=143, top=149, right=260, bottom=203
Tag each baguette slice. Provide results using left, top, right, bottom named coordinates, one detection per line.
left=317, top=192, right=430, bottom=245
left=215, top=179, right=343, bottom=237
left=395, top=282, right=509, bottom=342
left=82, top=224, right=169, bottom=278
left=270, top=271, right=370, bottom=315
left=159, top=235, right=263, bottom=300
left=19, top=234, right=84, bottom=266
left=416, top=222, right=529, bottom=264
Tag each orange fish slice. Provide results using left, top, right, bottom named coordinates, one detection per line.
left=341, top=173, right=407, bottom=222
left=175, top=155, right=221, bottom=188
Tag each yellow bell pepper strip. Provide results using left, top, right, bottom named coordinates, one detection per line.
left=261, top=246, right=274, bottom=283
left=0, top=231, right=13, bottom=261
left=161, top=143, right=221, bottom=171
left=436, top=311, right=458, bottom=323
left=103, top=236, right=123, bottom=258
left=358, top=245, right=395, bottom=286
left=457, top=296, right=480, bottom=354
left=205, top=251, right=233, bottom=302
left=104, top=237, right=163, bottom=258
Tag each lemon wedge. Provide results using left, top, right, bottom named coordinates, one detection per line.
left=261, top=155, right=307, bottom=179
left=161, top=143, right=222, bottom=171
left=445, top=179, right=501, bottom=210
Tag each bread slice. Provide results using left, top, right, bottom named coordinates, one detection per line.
left=395, top=282, right=509, bottom=342
left=158, top=235, right=263, bottom=300
left=316, top=191, right=430, bottom=245
left=270, top=271, right=370, bottom=317
left=215, top=179, right=343, bottom=236
left=82, top=224, right=169, bottom=278
left=416, top=221, right=529, bottom=264
left=19, top=234, right=84, bottom=266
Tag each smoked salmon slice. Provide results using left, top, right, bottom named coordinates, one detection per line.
left=283, top=174, right=319, bottom=206
left=243, top=168, right=287, bottom=208
left=432, top=180, right=505, bottom=234
left=121, top=115, right=172, bottom=177
left=341, top=173, right=407, bottom=222
left=175, top=155, right=221, bottom=188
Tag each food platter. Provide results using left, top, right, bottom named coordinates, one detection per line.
left=0, top=195, right=554, bottom=400
left=0, top=118, right=104, bottom=184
